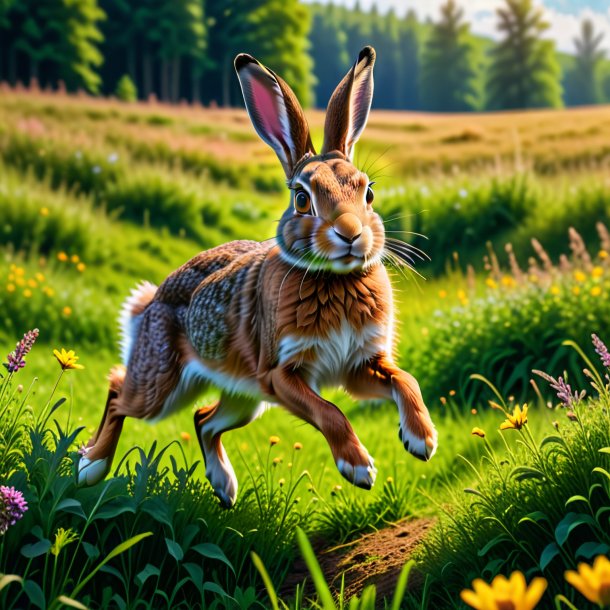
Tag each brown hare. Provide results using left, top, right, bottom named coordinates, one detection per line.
left=78, top=46, right=437, bottom=507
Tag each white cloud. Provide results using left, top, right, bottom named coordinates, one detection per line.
left=302, top=0, right=610, bottom=55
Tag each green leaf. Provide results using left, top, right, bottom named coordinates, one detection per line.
left=55, top=595, right=88, bottom=609
left=92, top=499, right=135, bottom=521
left=518, top=511, right=550, bottom=526
left=82, top=542, right=100, bottom=560
left=182, top=563, right=203, bottom=587
left=21, top=539, right=51, bottom=558
left=565, top=495, right=589, bottom=508
left=23, top=579, right=46, bottom=609
left=139, top=497, right=173, bottom=529
left=202, top=582, right=233, bottom=601
left=296, top=527, right=335, bottom=610
left=555, top=513, right=597, bottom=546
left=391, top=560, right=414, bottom=610
left=71, top=532, right=153, bottom=600
left=510, top=466, right=545, bottom=482
left=192, top=543, right=234, bottom=574
left=135, top=564, right=160, bottom=587
left=575, top=542, right=610, bottom=560
left=540, top=435, right=566, bottom=449
left=0, top=574, right=23, bottom=592
left=540, top=542, right=560, bottom=571
left=598, top=447, right=610, bottom=454
left=165, top=538, right=184, bottom=562
left=56, top=498, right=86, bottom=520
left=477, top=534, right=510, bottom=557
left=593, top=467, right=610, bottom=483
left=250, top=552, right=279, bottom=610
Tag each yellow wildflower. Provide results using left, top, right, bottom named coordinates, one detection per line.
left=23, top=289, right=32, bottom=298
left=28, top=279, right=37, bottom=288
left=7, top=284, right=15, bottom=293
left=35, top=273, right=45, bottom=282
left=449, top=389, right=456, bottom=396
left=57, top=252, right=68, bottom=262
left=457, top=289, right=467, bottom=300
left=591, top=286, right=602, bottom=297
left=438, top=289, right=447, bottom=299
left=421, top=326, right=429, bottom=336
left=592, top=266, right=604, bottom=278
left=62, top=306, right=72, bottom=316
left=76, top=262, right=86, bottom=272
left=15, top=267, right=24, bottom=276
left=501, top=275, right=516, bottom=288
left=44, top=287, right=55, bottom=297
left=53, top=348, right=84, bottom=370
left=71, top=255, right=80, bottom=264
left=471, top=427, right=485, bottom=438
left=485, top=278, right=497, bottom=289
left=572, top=286, right=581, bottom=296
left=269, top=435, right=280, bottom=446
left=528, top=274, right=539, bottom=284
left=293, top=442, right=303, bottom=451
left=599, top=250, right=608, bottom=259
left=500, top=404, right=528, bottom=431
left=40, top=207, right=49, bottom=216
left=16, top=277, right=25, bottom=287
left=565, top=555, right=610, bottom=606
left=273, top=457, right=281, bottom=465
left=574, top=270, right=586, bottom=283
left=180, top=431, right=191, bottom=442
left=461, top=571, right=547, bottom=610
left=50, top=528, right=78, bottom=556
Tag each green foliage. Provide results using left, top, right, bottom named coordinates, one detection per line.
left=564, top=19, right=607, bottom=106
left=0, top=359, right=318, bottom=609
left=487, top=0, right=563, bottom=109
left=411, top=363, right=610, bottom=608
left=114, top=74, right=137, bottom=102
left=420, top=0, right=481, bottom=112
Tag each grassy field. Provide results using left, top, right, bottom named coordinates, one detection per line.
left=2, top=90, right=610, bottom=609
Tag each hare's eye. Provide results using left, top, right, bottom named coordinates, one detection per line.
left=366, top=185, right=375, bottom=205
left=294, top=190, right=311, bottom=214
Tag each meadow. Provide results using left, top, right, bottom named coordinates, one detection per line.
left=1, top=89, right=610, bottom=609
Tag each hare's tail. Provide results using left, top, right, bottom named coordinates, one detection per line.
left=118, top=281, right=158, bottom=365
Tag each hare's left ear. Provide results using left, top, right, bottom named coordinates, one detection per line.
left=322, top=46, right=375, bottom=160
left=235, top=54, right=315, bottom=178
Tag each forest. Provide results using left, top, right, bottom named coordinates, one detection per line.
left=1, top=0, right=610, bottom=111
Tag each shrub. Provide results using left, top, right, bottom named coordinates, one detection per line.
left=115, top=75, right=138, bottom=103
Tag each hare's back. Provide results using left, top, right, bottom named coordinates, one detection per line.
left=155, top=241, right=263, bottom=308
left=186, top=242, right=270, bottom=362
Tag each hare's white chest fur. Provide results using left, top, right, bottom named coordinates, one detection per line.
left=278, top=320, right=388, bottom=390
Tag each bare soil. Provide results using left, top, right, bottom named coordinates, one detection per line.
left=281, top=517, right=435, bottom=605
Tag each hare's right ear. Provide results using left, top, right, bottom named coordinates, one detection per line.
left=235, top=54, right=315, bottom=178
left=322, top=46, right=375, bottom=160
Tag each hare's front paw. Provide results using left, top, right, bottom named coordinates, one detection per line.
left=398, top=420, right=437, bottom=462
left=336, top=444, right=377, bottom=490
left=206, top=460, right=238, bottom=509
left=77, top=455, right=110, bottom=485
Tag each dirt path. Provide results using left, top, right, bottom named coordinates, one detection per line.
left=282, top=517, right=435, bottom=603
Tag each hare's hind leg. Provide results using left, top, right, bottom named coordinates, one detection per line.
left=78, top=365, right=127, bottom=485
left=194, top=392, right=262, bottom=508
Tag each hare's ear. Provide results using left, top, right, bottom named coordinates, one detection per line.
left=235, top=54, right=315, bottom=177
left=322, top=46, right=375, bottom=160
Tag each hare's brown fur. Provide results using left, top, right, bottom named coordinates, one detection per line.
left=79, top=47, right=437, bottom=507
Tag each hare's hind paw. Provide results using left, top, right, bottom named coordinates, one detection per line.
left=77, top=454, right=110, bottom=485
left=207, top=463, right=238, bottom=509
left=398, top=422, right=437, bottom=462
left=336, top=451, right=377, bottom=490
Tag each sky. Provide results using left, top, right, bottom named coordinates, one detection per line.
left=304, top=0, right=610, bottom=54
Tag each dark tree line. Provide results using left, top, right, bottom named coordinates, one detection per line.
left=0, top=0, right=609, bottom=111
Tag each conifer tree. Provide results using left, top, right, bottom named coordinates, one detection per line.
left=420, top=0, right=480, bottom=112
left=564, top=18, right=605, bottom=106
left=487, top=0, right=562, bottom=109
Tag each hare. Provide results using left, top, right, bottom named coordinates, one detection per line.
left=78, top=46, right=437, bottom=507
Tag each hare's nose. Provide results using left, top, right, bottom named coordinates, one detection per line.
left=334, top=213, right=362, bottom=244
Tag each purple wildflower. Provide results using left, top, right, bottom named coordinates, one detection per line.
left=3, top=328, right=39, bottom=373
left=592, top=334, right=610, bottom=368
left=532, top=369, right=586, bottom=408
left=0, top=486, right=28, bottom=535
